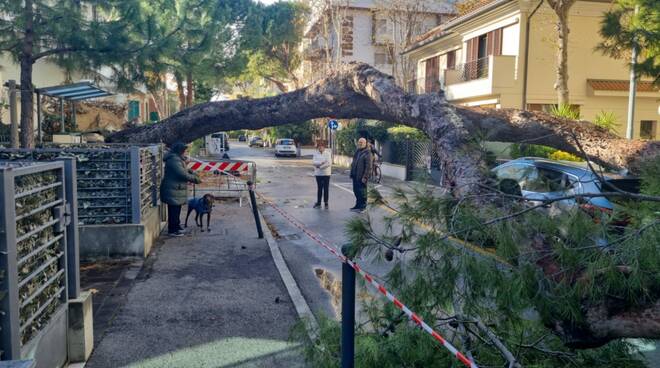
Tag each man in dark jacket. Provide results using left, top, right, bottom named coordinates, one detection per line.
left=160, top=142, right=201, bottom=236
left=349, top=137, right=373, bottom=212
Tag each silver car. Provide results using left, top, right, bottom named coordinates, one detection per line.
left=492, top=157, right=639, bottom=213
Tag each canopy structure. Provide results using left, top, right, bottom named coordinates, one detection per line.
left=37, top=82, right=112, bottom=101
left=34, top=81, right=113, bottom=141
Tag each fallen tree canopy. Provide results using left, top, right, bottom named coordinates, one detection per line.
left=108, top=62, right=659, bottom=176
left=108, top=63, right=659, bottom=351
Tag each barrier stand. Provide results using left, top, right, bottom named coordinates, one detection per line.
left=247, top=181, right=264, bottom=239
left=341, top=244, right=356, bottom=368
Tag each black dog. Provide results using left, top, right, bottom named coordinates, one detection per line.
left=185, top=194, right=214, bottom=232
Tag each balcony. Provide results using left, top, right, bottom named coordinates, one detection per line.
left=443, top=55, right=517, bottom=102
left=445, top=57, right=489, bottom=85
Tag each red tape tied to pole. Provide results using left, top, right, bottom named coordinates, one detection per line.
left=258, top=194, right=478, bottom=368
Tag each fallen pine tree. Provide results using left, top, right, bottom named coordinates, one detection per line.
left=108, top=63, right=659, bottom=366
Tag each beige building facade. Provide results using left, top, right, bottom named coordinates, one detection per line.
left=0, top=55, right=159, bottom=135
left=299, top=0, right=453, bottom=85
left=404, top=0, right=659, bottom=140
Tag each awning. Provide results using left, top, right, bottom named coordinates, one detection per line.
left=587, top=79, right=658, bottom=93
left=36, top=81, right=112, bottom=101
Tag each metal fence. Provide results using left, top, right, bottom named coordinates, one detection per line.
left=0, top=161, right=78, bottom=361
left=382, top=140, right=432, bottom=181
left=0, top=144, right=163, bottom=225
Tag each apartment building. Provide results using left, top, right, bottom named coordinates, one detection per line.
left=403, top=0, right=659, bottom=139
left=299, top=0, right=454, bottom=85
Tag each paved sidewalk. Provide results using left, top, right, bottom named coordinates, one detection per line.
left=85, top=201, right=307, bottom=368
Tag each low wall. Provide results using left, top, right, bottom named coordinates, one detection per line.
left=22, top=307, right=68, bottom=368
left=333, top=154, right=352, bottom=168
left=79, top=205, right=165, bottom=260
left=381, top=163, right=406, bottom=181
left=333, top=155, right=406, bottom=181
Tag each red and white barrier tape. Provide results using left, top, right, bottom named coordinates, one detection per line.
left=258, top=194, right=478, bottom=368
left=188, top=159, right=249, bottom=173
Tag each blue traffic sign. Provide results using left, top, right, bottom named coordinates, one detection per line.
left=328, top=119, right=338, bottom=130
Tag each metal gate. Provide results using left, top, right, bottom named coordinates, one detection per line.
left=0, top=160, right=79, bottom=366
left=404, top=140, right=432, bottom=181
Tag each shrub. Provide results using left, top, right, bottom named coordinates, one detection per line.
left=510, top=143, right=582, bottom=162
left=594, top=111, right=620, bottom=132
left=547, top=150, right=582, bottom=162
left=549, top=104, right=581, bottom=120
left=386, top=125, right=428, bottom=141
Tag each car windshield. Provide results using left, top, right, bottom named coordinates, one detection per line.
left=279, top=139, right=294, bottom=145
left=598, top=178, right=641, bottom=205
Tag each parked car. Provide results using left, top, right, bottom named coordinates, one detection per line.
left=492, top=157, right=640, bottom=216
left=205, top=132, right=229, bottom=155
left=238, top=135, right=247, bottom=142
left=249, top=136, right=264, bottom=147
left=274, top=138, right=297, bottom=157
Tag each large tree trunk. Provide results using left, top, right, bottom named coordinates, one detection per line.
left=19, top=0, right=35, bottom=148
left=186, top=71, right=194, bottom=107
left=546, top=0, right=576, bottom=107
left=555, top=7, right=570, bottom=106
left=108, top=62, right=657, bottom=175
left=107, top=62, right=660, bottom=345
left=175, top=74, right=185, bottom=110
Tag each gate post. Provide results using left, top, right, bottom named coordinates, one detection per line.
left=247, top=181, right=264, bottom=239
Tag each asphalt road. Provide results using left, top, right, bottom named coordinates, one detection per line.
left=228, top=141, right=404, bottom=320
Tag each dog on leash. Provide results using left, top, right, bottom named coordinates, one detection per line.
left=185, top=194, right=214, bottom=232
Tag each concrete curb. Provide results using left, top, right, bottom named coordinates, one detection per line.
left=257, top=206, right=319, bottom=340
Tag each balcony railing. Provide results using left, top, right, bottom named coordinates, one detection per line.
left=448, top=57, right=489, bottom=84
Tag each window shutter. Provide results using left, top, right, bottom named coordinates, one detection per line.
left=487, top=28, right=503, bottom=56
left=465, top=38, right=477, bottom=62
left=446, top=51, right=456, bottom=70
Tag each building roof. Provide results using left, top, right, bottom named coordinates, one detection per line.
left=36, top=82, right=112, bottom=101
left=587, top=79, right=659, bottom=92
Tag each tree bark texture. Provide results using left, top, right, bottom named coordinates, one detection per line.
left=175, top=74, right=185, bottom=110
left=108, top=62, right=657, bottom=176
left=547, top=0, right=576, bottom=106
left=20, top=0, right=35, bottom=148
left=107, top=62, right=660, bottom=344
left=186, top=71, right=194, bottom=108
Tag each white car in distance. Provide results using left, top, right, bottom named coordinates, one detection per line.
left=274, top=138, right=297, bottom=157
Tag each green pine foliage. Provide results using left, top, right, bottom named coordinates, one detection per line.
left=598, top=0, right=660, bottom=84
left=297, top=160, right=660, bottom=366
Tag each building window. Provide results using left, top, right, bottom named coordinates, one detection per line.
left=446, top=50, right=456, bottom=70
left=376, top=19, right=388, bottom=36
left=374, top=52, right=392, bottom=65
left=640, top=120, right=657, bottom=139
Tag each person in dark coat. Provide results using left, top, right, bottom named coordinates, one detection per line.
left=160, top=142, right=201, bottom=236
left=349, top=137, right=373, bottom=212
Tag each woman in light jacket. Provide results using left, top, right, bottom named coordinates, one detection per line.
left=312, top=142, right=332, bottom=209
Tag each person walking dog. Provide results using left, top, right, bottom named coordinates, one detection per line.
left=160, top=142, right=201, bottom=236
left=312, top=142, right=332, bottom=209
left=349, top=137, right=373, bottom=212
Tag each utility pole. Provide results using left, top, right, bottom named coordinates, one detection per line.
left=625, top=5, right=639, bottom=140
